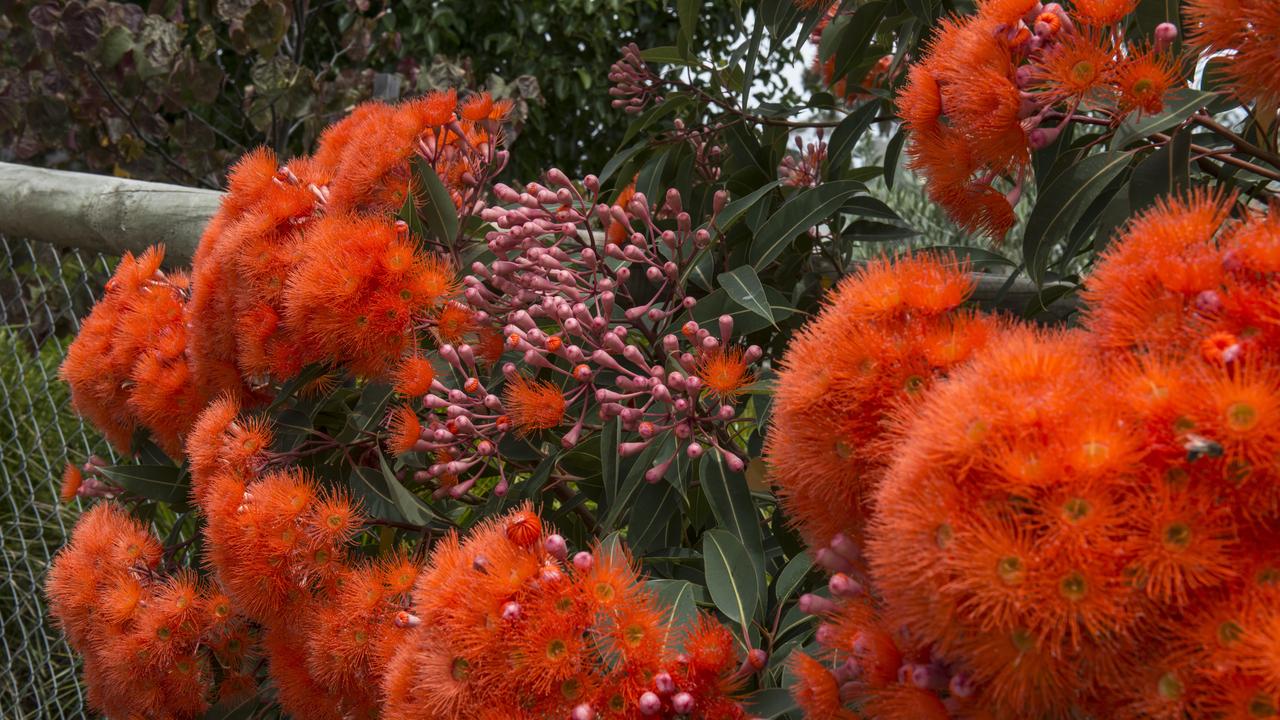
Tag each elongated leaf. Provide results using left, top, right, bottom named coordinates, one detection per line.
left=691, top=286, right=795, bottom=336
left=350, top=466, right=412, bottom=525
left=629, top=481, right=683, bottom=552
left=746, top=688, right=797, bottom=719
left=699, top=453, right=764, bottom=561
left=601, top=436, right=671, bottom=531
left=1129, top=129, right=1191, bottom=213
left=749, top=179, right=865, bottom=268
left=703, top=529, right=761, bottom=626
left=378, top=454, right=439, bottom=525
left=601, top=418, right=621, bottom=508
left=677, top=0, right=698, bottom=58
left=1115, top=87, right=1212, bottom=146
left=1022, top=151, right=1130, bottom=284
left=648, top=579, right=703, bottom=649
left=842, top=219, right=917, bottom=241
left=704, top=180, right=781, bottom=237
left=413, top=159, right=459, bottom=243
left=718, top=266, right=775, bottom=324
left=773, top=551, right=814, bottom=607
left=884, top=125, right=906, bottom=190
left=599, top=142, right=647, bottom=186
left=832, top=1, right=888, bottom=85
left=825, top=100, right=882, bottom=179
left=841, top=195, right=901, bottom=220
left=99, top=465, right=188, bottom=506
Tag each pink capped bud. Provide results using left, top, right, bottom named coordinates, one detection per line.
left=572, top=704, right=596, bottom=720
left=502, top=601, right=522, bottom=621
left=654, top=672, right=676, bottom=695
left=717, top=405, right=735, bottom=421
left=1155, top=22, right=1179, bottom=52
left=798, top=593, right=837, bottom=615
left=671, top=692, right=694, bottom=715
left=544, top=534, right=568, bottom=560
left=583, top=174, right=600, bottom=193
left=722, top=451, right=745, bottom=473
left=1029, top=123, right=1063, bottom=150
left=638, top=421, right=657, bottom=439
left=473, top=555, right=490, bottom=573
left=573, top=551, right=594, bottom=572
left=829, top=573, right=864, bottom=598
left=638, top=692, right=663, bottom=715
left=746, top=648, right=768, bottom=671
left=546, top=167, right=572, bottom=188
left=713, top=189, right=728, bottom=215
left=830, top=533, right=862, bottom=564
left=718, top=314, right=734, bottom=343
left=686, top=442, right=703, bottom=459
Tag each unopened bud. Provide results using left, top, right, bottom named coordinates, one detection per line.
left=545, top=534, right=568, bottom=560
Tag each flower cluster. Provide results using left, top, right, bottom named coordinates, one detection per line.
left=1186, top=0, right=1280, bottom=106
left=772, top=192, right=1280, bottom=718
left=384, top=508, right=755, bottom=719
left=898, top=0, right=1181, bottom=238
left=395, top=171, right=764, bottom=500
left=58, top=246, right=200, bottom=456
left=767, top=254, right=999, bottom=557
left=45, top=504, right=248, bottom=718
left=60, top=92, right=504, bottom=460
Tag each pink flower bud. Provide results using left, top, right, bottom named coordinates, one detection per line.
left=654, top=672, right=676, bottom=695
left=686, top=442, right=703, bottom=459
left=671, top=692, right=694, bottom=715
left=798, top=593, right=837, bottom=615
left=572, top=704, right=596, bottom=720
left=502, top=601, right=521, bottom=621
left=573, top=551, right=594, bottom=572
left=544, top=534, right=568, bottom=560
left=829, top=573, right=864, bottom=598
left=638, top=692, right=662, bottom=715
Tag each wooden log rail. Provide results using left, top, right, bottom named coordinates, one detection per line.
left=0, top=161, right=1077, bottom=319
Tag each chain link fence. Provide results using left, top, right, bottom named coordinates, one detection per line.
left=1, top=235, right=117, bottom=720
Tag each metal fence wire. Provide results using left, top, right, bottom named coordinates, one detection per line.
left=1, top=234, right=117, bottom=720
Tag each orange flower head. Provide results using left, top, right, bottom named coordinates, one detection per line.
left=791, top=653, right=857, bottom=720
left=1031, top=31, right=1116, bottom=103
left=503, top=375, right=566, bottom=434
left=393, top=354, right=436, bottom=397
left=460, top=92, right=495, bottom=122
left=432, top=301, right=477, bottom=345
left=862, top=686, right=951, bottom=720
left=59, top=464, right=84, bottom=503
left=1072, top=0, right=1139, bottom=26
left=1187, top=0, right=1280, bottom=105
left=1112, top=47, right=1181, bottom=115
left=386, top=404, right=423, bottom=456
left=695, top=345, right=755, bottom=399
left=406, top=89, right=459, bottom=127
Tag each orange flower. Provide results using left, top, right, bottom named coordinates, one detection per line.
left=503, top=375, right=566, bottom=433
left=1071, top=0, right=1138, bottom=26
left=386, top=404, right=423, bottom=456
left=393, top=354, right=437, bottom=397
left=1031, top=31, right=1116, bottom=103
left=59, top=464, right=84, bottom=503
left=1111, top=46, right=1180, bottom=115
left=1187, top=0, right=1280, bottom=106
left=695, top=345, right=755, bottom=399
left=791, top=653, right=857, bottom=720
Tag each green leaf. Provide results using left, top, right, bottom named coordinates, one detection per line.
left=99, top=465, right=188, bottom=507
left=202, top=691, right=260, bottom=720
left=1022, top=150, right=1131, bottom=285
left=350, top=466, right=415, bottom=525
left=1129, top=129, right=1191, bottom=214
left=749, top=179, right=866, bottom=268
left=648, top=579, right=703, bottom=649
left=99, top=25, right=133, bottom=68
left=266, top=363, right=328, bottom=412
left=841, top=219, right=917, bottom=241
left=825, top=100, right=883, bottom=179
left=746, top=688, right=797, bottom=719
left=706, top=180, right=782, bottom=235
left=718, top=266, right=776, bottom=324
left=699, top=453, right=764, bottom=564
left=691, top=286, right=795, bottom=336
left=601, top=418, right=622, bottom=508
left=832, top=1, right=888, bottom=86
left=639, top=46, right=697, bottom=66
left=703, top=528, right=761, bottom=626
left=378, top=454, right=438, bottom=526
left=413, top=158, right=460, bottom=244
left=1114, top=87, right=1212, bottom=147
left=884, top=125, right=906, bottom=190
left=773, top=551, right=814, bottom=608
left=677, top=0, right=699, bottom=58
left=841, top=195, right=901, bottom=220
left=599, top=143, right=647, bottom=187
left=628, top=481, right=683, bottom=552
left=601, top=435, right=671, bottom=532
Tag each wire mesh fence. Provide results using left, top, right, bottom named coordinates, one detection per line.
left=1, top=234, right=117, bottom=720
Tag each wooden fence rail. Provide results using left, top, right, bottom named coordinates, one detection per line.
left=0, top=161, right=1076, bottom=319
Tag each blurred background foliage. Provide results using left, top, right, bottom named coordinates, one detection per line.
left=0, top=0, right=794, bottom=184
